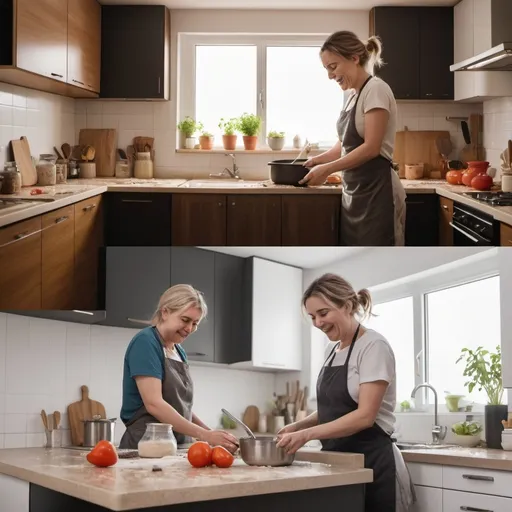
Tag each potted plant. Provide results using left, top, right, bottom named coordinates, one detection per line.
left=399, top=400, right=411, bottom=413
left=457, top=345, right=506, bottom=449
left=218, top=117, right=239, bottom=151
left=199, top=130, right=214, bottom=151
left=177, top=116, right=203, bottom=149
left=238, top=113, right=262, bottom=150
left=451, top=420, right=483, bottom=448
left=267, top=130, right=286, bottom=151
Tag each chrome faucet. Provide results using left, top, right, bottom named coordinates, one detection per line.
left=209, top=153, right=240, bottom=179
left=411, top=383, right=447, bottom=445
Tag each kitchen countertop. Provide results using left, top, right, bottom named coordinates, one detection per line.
left=402, top=447, right=512, bottom=471
left=0, top=177, right=511, bottom=228
left=0, top=447, right=372, bottom=511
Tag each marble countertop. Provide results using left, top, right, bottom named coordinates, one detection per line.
left=0, top=178, right=511, bottom=228
left=0, top=448, right=372, bottom=511
left=402, top=447, right=512, bottom=471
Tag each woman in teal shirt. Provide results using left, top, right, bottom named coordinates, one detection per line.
left=119, top=284, right=238, bottom=452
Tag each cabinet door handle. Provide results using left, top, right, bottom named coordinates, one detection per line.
left=449, top=222, right=479, bottom=243
left=231, top=202, right=235, bottom=206
left=460, top=507, right=494, bottom=512
left=158, top=76, right=161, bottom=95
left=442, top=205, right=448, bottom=210
left=55, top=215, right=69, bottom=224
left=424, top=93, right=433, bottom=97
left=72, top=79, right=85, bottom=86
left=261, top=362, right=285, bottom=367
left=127, top=318, right=151, bottom=325
left=462, top=474, right=494, bottom=482
left=82, top=204, right=97, bottom=211
left=1, top=228, right=42, bottom=248
left=121, top=199, right=153, bottom=203
left=188, top=352, right=207, bottom=357
left=51, top=72, right=63, bottom=78
left=218, top=202, right=223, bottom=207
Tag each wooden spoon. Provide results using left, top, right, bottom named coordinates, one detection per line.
left=41, top=410, right=49, bottom=431
left=61, top=143, right=71, bottom=160
left=82, top=145, right=95, bottom=162
left=53, top=411, right=61, bottom=429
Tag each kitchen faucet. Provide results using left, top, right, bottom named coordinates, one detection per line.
left=411, top=383, right=447, bottom=445
left=209, top=153, right=240, bottom=179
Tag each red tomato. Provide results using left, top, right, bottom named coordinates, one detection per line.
left=211, top=446, right=234, bottom=468
left=86, top=440, right=118, bottom=467
left=471, top=173, right=493, bottom=191
left=446, top=170, right=463, bottom=185
left=30, top=188, right=44, bottom=195
left=187, top=441, right=212, bottom=468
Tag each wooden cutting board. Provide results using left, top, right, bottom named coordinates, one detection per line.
left=11, top=136, right=37, bottom=186
left=67, top=385, right=107, bottom=446
left=78, top=129, right=117, bottom=177
left=393, top=130, right=451, bottom=178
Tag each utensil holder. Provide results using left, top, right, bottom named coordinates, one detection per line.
left=273, top=416, right=285, bottom=434
left=79, top=162, right=96, bottom=179
left=45, top=429, right=62, bottom=448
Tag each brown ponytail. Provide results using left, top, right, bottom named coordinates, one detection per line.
left=356, top=288, right=373, bottom=321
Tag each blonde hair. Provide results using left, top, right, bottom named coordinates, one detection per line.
left=151, top=284, right=207, bottom=324
left=302, top=273, right=373, bottom=321
left=321, top=31, right=384, bottom=75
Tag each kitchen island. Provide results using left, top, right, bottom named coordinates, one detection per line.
left=0, top=448, right=372, bottom=512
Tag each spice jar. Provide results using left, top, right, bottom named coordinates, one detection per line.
left=134, top=152, right=154, bottom=179
left=1, top=162, right=22, bottom=194
left=55, top=159, right=68, bottom=184
left=138, top=423, right=177, bottom=458
left=36, top=154, right=57, bottom=186
left=115, top=160, right=131, bottom=179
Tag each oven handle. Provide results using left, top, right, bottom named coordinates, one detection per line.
left=449, top=222, right=479, bottom=243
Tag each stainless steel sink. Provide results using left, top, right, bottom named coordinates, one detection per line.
left=180, top=179, right=264, bottom=189
left=396, top=442, right=459, bottom=451
left=0, top=199, right=41, bottom=213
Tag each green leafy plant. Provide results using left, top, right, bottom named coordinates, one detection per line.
left=268, top=130, right=285, bottom=138
left=218, top=118, right=239, bottom=136
left=451, top=420, right=483, bottom=436
left=177, top=116, right=203, bottom=137
left=457, top=345, right=503, bottom=405
left=400, top=400, right=411, bottom=411
left=238, top=113, right=262, bottom=136
left=200, top=130, right=213, bottom=138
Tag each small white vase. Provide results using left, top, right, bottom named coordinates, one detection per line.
left=185, top=137, right=196, bottom=149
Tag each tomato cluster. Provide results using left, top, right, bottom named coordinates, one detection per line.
left=187, top=441, right=234, bottom=469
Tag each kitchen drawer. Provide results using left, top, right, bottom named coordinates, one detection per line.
left=501, top=223, right=512, bottom=246
left=443, top=465, right=512, bottom=498
left=443, top=489, right=512, bottom=512
left=413, top=485, right=442, bottom=512
left=407, top=462, right=443, bottom=487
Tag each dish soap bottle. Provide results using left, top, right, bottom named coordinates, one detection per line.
left=293, top=134, right=302, bottom=149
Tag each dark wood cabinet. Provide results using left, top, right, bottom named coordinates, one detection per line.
left=171, top=194, right=226, bottom=246
left=100, top=5, right=169, bottom=99
left=370, top=6, right=454, bottom=100
left=105, top=193, right=171, bottom=246
left=282, top=196, right=340, bottom=246
left=501, top=223, right=512, bottom=247
left=227, top=195, right=281, bottom=246
left=405, top=194, right=439, bottom=246
left=439, top=196, right=454, bottom=246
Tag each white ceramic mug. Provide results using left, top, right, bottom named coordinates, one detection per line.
left=502, top=174, right=512, bottom=193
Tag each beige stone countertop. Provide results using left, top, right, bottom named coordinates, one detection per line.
left=1, top=177, right=511, bottom=229
left=402, top=447, right=512, bottom=471
left=0, top=448, right=372, bottom=511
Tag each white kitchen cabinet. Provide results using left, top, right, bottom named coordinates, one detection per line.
left=408, top=462, right=443, bottom=488
left=413, top=485, right=443, bottom=512
left=500, top=248, right=512, bottom=388
left=443, top=489, right=512, bottom=512
left=0, top=474, right=29, bottom=512
left=231, top=257, right=303, bottom=372
left=443, top=465, right=512, bottom=498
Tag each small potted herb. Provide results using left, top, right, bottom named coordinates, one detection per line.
left=451, top=420, right=483, bottom=448
left=177, top=116, right=203, bottom=149
left=457, top=345, right=506, bottom=449
left=238, top=113, right=262, bottom=150
left=199, top=130, right=214, bottom=151
left=267, top=130, right=285, bottom=151
left=218, top=117, right=240, bottom=151
left=400, top=400, right=411, bottom=413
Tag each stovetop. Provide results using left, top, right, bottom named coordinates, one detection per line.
left=462, top=191, right=512, bottom=206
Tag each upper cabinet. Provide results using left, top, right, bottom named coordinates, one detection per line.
left=0, top=0, right=101, bottom=98
left=67, top=0, right=101, bottom=93
left=100, top=5, right=170, bottom=100
left=369, top=7, right=454, bottom=100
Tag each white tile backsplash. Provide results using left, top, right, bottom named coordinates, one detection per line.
left=0, top=313, right=275, bottom=449
left=483, top=97, right=512, bottom=177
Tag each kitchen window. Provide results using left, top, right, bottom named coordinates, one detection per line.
left=179, top=34, right=344, bottom=148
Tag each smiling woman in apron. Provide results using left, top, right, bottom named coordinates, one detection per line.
left=276, top=274, right=415, bottom=512
left=119, top=284, right=238, bottom=452
left=300, top=31, right=406, bottom=246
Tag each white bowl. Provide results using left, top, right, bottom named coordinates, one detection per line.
left=454, top=435, right=481, bottom=448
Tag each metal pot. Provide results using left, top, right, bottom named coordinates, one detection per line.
left=268, top=159, right=309, bottom=186
left=83, top=417, right=116, bottom=447
left=238, top=436, right=295, bottom=467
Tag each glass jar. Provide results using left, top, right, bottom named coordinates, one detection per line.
left=133, top=152, right=154, bottom=179
left=1, top=162, right=22, bottom=194
left=138, top=423, right=177, bottom=458
left=55, top=159, right=68, bottom=184
left=36, top=154, right=57, bottom=186
left=115, top=159, right=131, bottom=179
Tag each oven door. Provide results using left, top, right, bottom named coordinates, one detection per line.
left=450, top=221, right=493, bottom=246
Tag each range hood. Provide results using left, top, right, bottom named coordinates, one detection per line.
left=3, top=310, right=106, bottom=325
left=451, top=42, right=512, bottom=71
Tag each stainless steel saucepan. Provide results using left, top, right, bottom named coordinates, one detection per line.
left=221, top=409, right=295, bottom=467
left=83, top=416, right=116, bottom=447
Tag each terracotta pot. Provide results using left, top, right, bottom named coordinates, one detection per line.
left=222, top=135, right=237, bottom=151
left=243, top=136, right=258, bottom=150
left=462, top=161, right=490, bottom=187
left=199, top=136, right=214, bottom=150
left=471, top=173, right=493, bottom=191
left=446, top=170, right=463, bottom=185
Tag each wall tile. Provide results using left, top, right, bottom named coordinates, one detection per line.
left=4, top=434, right=26, bottom=449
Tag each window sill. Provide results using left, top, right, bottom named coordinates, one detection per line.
left=176, top=149, right=325, bottom=155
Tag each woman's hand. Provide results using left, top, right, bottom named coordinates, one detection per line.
left=277, top=422, right=300, bottom=435
left=303, top=156, right=317, bottom=168
left=202, top=430, right=239, bottom=454
left=299, top=164, right=330, bottom=186
left=275, top=429, right=310, bottom=454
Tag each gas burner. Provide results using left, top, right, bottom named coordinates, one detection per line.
left=463, top=191, right=512, bottom=206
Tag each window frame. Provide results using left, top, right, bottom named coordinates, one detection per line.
left=178, top=33, right=341, bottom=149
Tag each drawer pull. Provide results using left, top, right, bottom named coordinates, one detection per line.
left=72, top=79, right=85, bottom=86
left=262, top=362, right=285, bottom=367
left=55, top=216, right=69, bottom=224
left=1, top=228, right=42, bottom=248
left=14, top=231, right=29, bottom=240
left=462, top=474, right=494, bottom=482
left=460, top=507, right=494, bottom=512
left=121, top=199, right=153, bottom=203
left=83, top=204, right=97, bottom=211
left=51, top=72, right=63, bottom=78
left=442, top=205, right=448, bottom=210
left=188, top=352, right=206, bottom=357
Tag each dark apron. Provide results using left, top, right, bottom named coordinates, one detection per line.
left=119, top=327, right=194, bottom=449
left=317, top=325, right=396, bottom=512
left=337, top=76, right=395, bottom=246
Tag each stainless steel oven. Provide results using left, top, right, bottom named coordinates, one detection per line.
left=451, top=202, right=499, bottom=246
